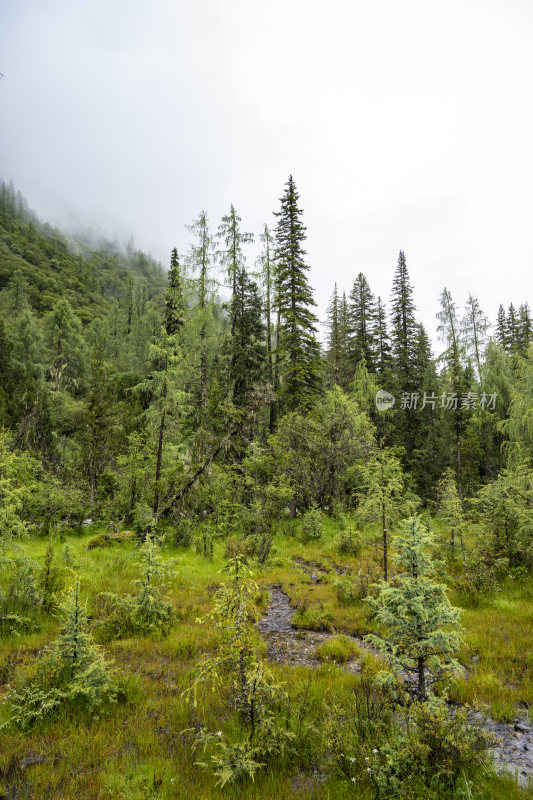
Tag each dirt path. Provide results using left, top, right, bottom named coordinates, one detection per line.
left=256, top=585, right=533, bottom=788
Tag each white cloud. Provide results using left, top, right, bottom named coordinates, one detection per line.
left=1, top=0, right=532, bottom=343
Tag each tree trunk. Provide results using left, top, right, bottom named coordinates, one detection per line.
left=417, top=656, right=426, bottom=699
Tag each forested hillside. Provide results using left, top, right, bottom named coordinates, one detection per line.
left=1, top=177, right=533, bottom=799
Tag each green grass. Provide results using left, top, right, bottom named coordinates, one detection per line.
left=0, top=519, right=532, bottom=798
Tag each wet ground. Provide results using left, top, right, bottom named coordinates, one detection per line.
left=256, top=585, right=361, bottom=671
left=256, top=584, right=533, bottom=788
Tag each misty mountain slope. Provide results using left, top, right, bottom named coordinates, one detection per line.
left=0, top=180, right=166, bottom=322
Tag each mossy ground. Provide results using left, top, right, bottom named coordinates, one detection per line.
left=1, top=518, right=532, bottom=799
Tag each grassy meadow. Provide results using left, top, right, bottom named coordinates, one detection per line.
left=1, top=518, right=532, bottom=800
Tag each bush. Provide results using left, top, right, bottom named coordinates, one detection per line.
left=338, top=528, right=361, bottom=556
left=364, top=699, right=494, bottom=797
left=301, top=507, right=323, bottom=543
left=335, top=560, right=381, bottom=604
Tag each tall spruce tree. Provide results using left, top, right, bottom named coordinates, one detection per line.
left=390, top=251, right=417, bottom=386
left=165, top=248, right=186, bottom=336
left=517, top=303, right=532, bottom=355
left=389, top=251, right=419, bottom=458
left=348, top=272, right=377, bottom=372
left=274, top=176, right=322, bottom=412
left=375, top=295, right=392, bottom=377
left=229, top=268, right=265, bottom=406
left=325, top=283, right=344, bottom=388
left=496, top=304, right=507, bottom=351
left=506, top=303, right=521, bottom=356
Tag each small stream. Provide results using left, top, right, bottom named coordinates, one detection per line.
left=256, top=585, right=533, bottom=788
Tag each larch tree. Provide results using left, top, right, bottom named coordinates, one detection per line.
left=356, top=447, right=417, bottom=581
left=185, top=211, right=216, bottom=419
left=256, top=224, right=276, bottom=430
left=460, top=293, right=490, bottom=380
left=217, top=204, right=254, bottom=333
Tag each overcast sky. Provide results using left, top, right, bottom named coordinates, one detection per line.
left=1, top=0, right=532, bottom=346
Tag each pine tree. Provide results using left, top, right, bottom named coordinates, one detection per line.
left=164, top=248, right=186, bottom=335
left=348, top=272, right=377, bottom=372
left=274, top=176, right=322, bottom=412
left=366, top=516, right=462, bottom=700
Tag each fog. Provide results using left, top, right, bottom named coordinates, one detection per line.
left=1, top=0, right=533, bottom=344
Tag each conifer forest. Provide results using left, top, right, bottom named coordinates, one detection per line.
left=1, top=175, right=532, bottom=799
left=1, top=4, right=533, bottom=799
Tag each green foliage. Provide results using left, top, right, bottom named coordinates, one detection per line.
left=437, top=468, right=466, bottom=563
left=473, top=469, right=533, bottom=568
left=184, top=557, right=293, bottom=786
left=366, top=516, right=463, bottom=701
left=364, top=698, right=493, bottom=798
left=3, top=580, right=117, bottom=730
left=335, top=559, right=381, bottom=604
left=356, top=447, right=418, bottom=580
left=96, top=534, right=172, bottom=637
left=37, top=528, right=63, bottom=611
left=314, top=634, right=360, bottom=663
left=274, top=175, right=322, bottom=412
left=338, top=528, right=361, bottom=556
left=0, top=429, right=41, bottom=540
left=301, top=507, right=323, bottom=543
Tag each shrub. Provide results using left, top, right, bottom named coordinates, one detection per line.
left=338, top=528, right=361, bottom=556
left=335, top=560, right=381, bottom=604
left=301, top=507, right=323, bottom=543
